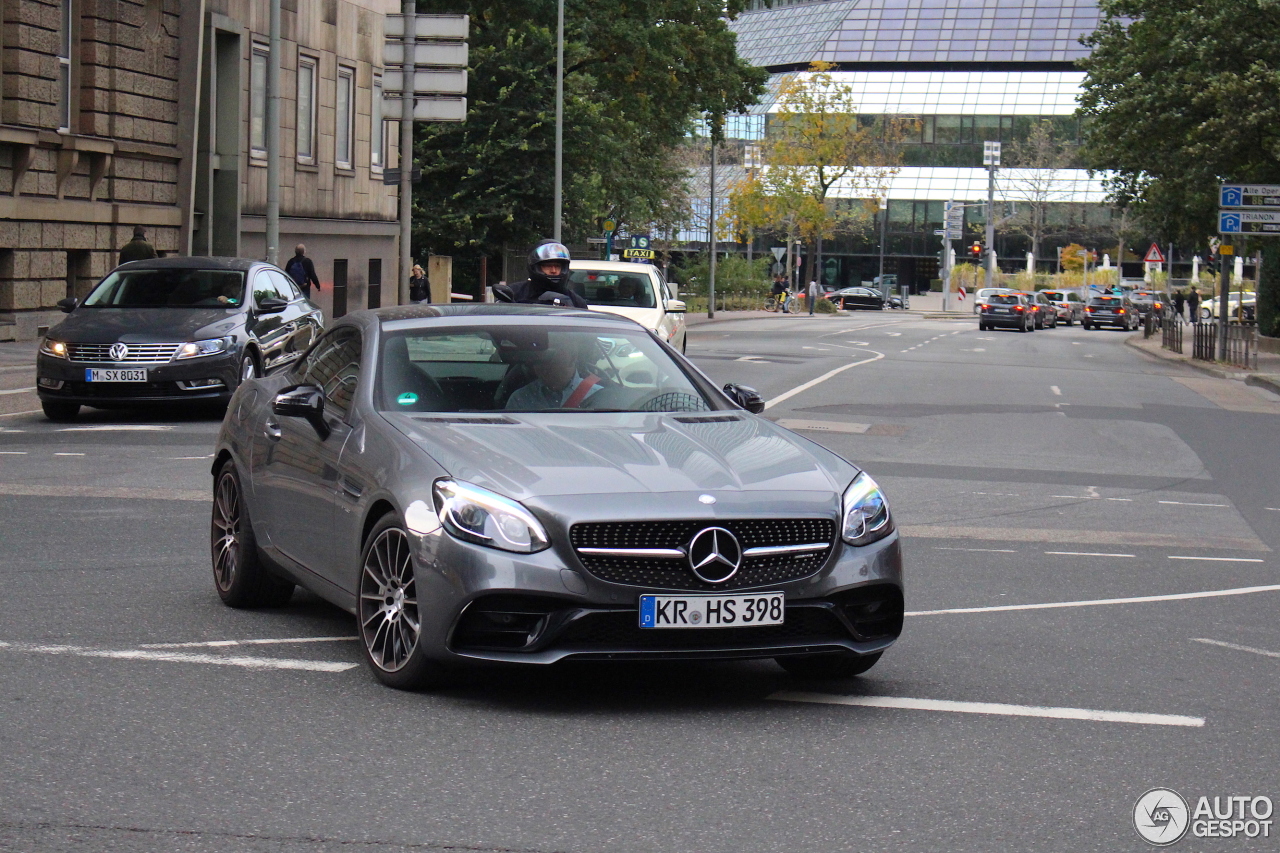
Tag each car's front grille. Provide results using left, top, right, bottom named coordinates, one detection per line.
left=571, top=518, right=835, bottom=591
left=67, top=343, right=183, bottom=363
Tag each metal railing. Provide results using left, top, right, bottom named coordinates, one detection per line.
left=1189, top=322, right=1258, bottom=370
left=1161, top=311, right=1183, bottom=354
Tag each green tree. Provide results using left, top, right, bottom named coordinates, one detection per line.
left=1077, top=0, right=1280, bottom=334
left=410, top=0, right=765, bottom=266
left=725, top=63, right=906, bottom=284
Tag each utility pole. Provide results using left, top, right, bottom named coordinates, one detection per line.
left=553, top=0, right=564, bottom=242
left=398, top=0, right=414, bottom=304
left=1217, top=246, right=1232, bottom=361
left=983, top=141, right=1000, bottom=290
left=265, top=0, right=281, bottom=265
left=707, top=128, right=716, bottom=319
left=878, top=195, right=887, bottom=292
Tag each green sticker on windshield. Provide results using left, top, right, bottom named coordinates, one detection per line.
left=397, top=392, right=418, bottom=406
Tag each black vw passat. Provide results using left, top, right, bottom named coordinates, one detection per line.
left=209, top=305, right=904, bottom=689
left=37, top=257, right=323, bottom=420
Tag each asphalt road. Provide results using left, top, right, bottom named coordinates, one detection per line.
left=2, top=314, right=1279, bottom=852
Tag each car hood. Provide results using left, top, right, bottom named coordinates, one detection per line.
left=382, top=411, right=856, bottom=501
left=48, top=308, right=241, bottom=343
left=585, top=305, right=664, bottom=330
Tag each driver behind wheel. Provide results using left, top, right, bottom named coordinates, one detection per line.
left=505, top=337, right=607, bottom=410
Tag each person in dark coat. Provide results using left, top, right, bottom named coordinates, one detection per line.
left=283, top=244, right=321, bottom=298
left=494, top=240, right=588, bottom=308
left=118, top=226, right=157, bottom=265
left=408, top=264, right=428, bottom=302
left=1187, top=289, right=1201, bottom=322
left=1173, top=289, right=1185, bottom=320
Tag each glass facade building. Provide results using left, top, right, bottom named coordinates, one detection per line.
left=683, top=0, right=1110, bottom=291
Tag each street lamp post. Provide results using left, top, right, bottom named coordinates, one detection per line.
left=878, top=195, right=887, bottom=296
left=553, top=0, right=564, bottom=242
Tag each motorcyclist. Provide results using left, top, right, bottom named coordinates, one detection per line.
left=494, top=240, right=589, bottom=308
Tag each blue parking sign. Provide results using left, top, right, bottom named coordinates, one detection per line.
left=1220, top=212, right=1242, bottom=233
left=1221, top=186, right=1243, bottom=207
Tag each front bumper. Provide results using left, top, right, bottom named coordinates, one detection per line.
left=409, top=525, right=905, bottom=666
left=36, top=350, right=240, bottom=405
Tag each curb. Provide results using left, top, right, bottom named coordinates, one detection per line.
left=1123, top=333, right=1253, bottom=382
left=1246, top=373, right=1280, bottom=396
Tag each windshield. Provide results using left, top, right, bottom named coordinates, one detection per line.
left=568, top=270, right=657, bottom=309
left=82, top=269, right=246, bottom=308
left=379, top=325, right=713, bottom=414
left=1042, top=291, right=1065, bottom=301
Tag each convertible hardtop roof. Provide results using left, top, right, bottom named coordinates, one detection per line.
left=365, top=302, right=640, bottom=329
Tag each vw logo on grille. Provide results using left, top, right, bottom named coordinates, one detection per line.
left=109, top=343, right=129, bottom=361
left=687, top=526, right=742, bottom=583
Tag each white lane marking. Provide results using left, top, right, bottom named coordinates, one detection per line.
left=935, top=547, right=1018, bottom=553
left=1084, top=354, right=1095, bottom=358
left=1045, top=551, right=1136, bottom=558
left=170, top=455, right=214, bottom=460
left=141, top=636, right=358, bottom=649
left=885, top=332, right=902, bottom=336
left=1168, top=555, right=1265, bottom=563
left=769, top=692, right=1204, bottom=728
left=1051, top=495, right=1097, bottom=500
left=735, top=356, right=767, bottom=362
left=1267, top=508, right=1280, bottom=511
left=0, top=451, right=27, bottom=455
left=1051, top=386, right=1062, bottom=396
left=1159, top=500, right=1229, bottom=507
left=0, top=641, right=357, bottom=672
left=0, top=409, right=41, bottom=418
left=1107, top=498, right=1134, bottom=502
left=1192, top=638, right=1280, bottom=660
left=977, top=337, right=995, bottom=341
left=845, top=341, right=869, bottom=346
left=1071, top=341, right=1081, bottom=345
left=764, top=351, right=885, bottom=410
left=58, top=424, right=174, bottom=432
left=907, top=583, right=1280, bottom=616
left=54, top=452, right=85, bottom=456
left=0, top=387, right=35, bottom=396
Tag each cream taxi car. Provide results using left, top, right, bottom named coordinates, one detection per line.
left=568, top=260, right=687, bottom=352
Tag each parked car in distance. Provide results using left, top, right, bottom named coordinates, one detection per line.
left=1128, top=291, right=1166, bottom=323
left=210, top=305, right=904, bottom=689
left=1082, top=294, right=1139, bottom=330
left=1013, top=291, right=1058, bottom=328
left=978, top=292, right=1035, bottom=332
left=973, top=287, right=1012, bottom=314
left=1200, top=292, right=1256, bottom=322
left=827, top=286, right=886, bottom=311
left=1040, top=290, right=1085, bottom=325
left=37, top=257, right=324, bottom=421
left=568, top=260, right=687, bottom=352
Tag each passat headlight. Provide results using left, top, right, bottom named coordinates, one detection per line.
left=176, top=337, right=232, bottom=360
left=432, top=479, right=549, bottom=554
left=40, top=338, right=68, bottom=359
left=841, top=472, right=894, bottom=546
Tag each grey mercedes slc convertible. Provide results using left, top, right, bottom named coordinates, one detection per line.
left=210, top=305, right=903, bottom=689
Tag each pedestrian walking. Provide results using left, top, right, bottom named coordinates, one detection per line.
left=408, top=264, right=428, bottom=302
left=284, top=244, right=321, bottom=299
left=807, top=280, right=819, bottom=315
left=1187, top=289, right=1201, bottom=323
left=118, top=226, right=157, bottom=265
left=1173, top=289, right=1185, bottom=320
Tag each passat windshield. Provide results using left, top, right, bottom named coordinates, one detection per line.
left=82, top=269, right=246, bottom=308
left=379, top=325, right=714, bottom=414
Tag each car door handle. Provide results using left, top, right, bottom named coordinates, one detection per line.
left=264, top=420, right=282, bottom=441
left=340, top=477, right=364, bottom=499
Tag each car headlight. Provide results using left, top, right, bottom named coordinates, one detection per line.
left=176, top=337, right=232, bottom=360
left=841, top=472, right=894, bottom=546
left=40, top=339, right=68, bottom=359
left=432, top=479, right=550, bottom=554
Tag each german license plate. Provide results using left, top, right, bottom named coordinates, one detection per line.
left=86, top=368, right=147, bottom=382
left=638, top=591, right=783, bottom=629
left=992, top=308, right=1007, bottom=313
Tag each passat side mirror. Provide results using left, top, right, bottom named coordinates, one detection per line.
left=665, top=299, right=686, bottom=314
left=57, top=297, right=78, bottom=313
left=257, top=297, right=289, bottom=314
left=272, top=384, right=330, bottom=439
left=723, top=383, right=765, bottom=414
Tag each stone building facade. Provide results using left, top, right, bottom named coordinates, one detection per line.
left=0, top=0, right=400, bottom=341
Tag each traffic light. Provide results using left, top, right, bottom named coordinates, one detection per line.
left=969, top=242, right=982, bottom=260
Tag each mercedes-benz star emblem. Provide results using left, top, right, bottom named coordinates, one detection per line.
left=109, top=343, right=129, bottom=362
left=686, top=526, right=742, bottom=584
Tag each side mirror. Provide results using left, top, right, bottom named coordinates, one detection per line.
left=664, top=299, right=686, bottom=314
left=272, top=384, right=330, bottom=439
left=257, top=296, right=289, bottom=314
left=57, top=297, right=78, bottom=313
left=723, top=383, right=765, bottom=414
left=491, top=283, right=516, bottom=303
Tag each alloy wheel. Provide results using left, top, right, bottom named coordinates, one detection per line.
left=240, top=355, right=258, bottom=382
left=360, top=527, right=420, bottom=672
left=211, top=472, right=241, bottom=592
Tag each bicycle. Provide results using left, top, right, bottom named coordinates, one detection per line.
left=764, top=291, right=788, bottom=312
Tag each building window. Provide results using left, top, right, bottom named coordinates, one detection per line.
left=57, top=0, right=73, bottom=131
left=370, top=73, right=384, bottom=170
left=250, top=42, right=269, bottom=157
left=335, top=65, right=354, bottom=170
left=297, top=54, right=317, bottom=163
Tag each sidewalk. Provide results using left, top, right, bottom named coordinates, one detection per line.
left=1125, top=331, right=1280, bottom=396
left=683, top=291, right=971, bottom=328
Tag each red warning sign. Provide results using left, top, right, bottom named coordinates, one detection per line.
left=1144, top=243, right=1165, bottom=263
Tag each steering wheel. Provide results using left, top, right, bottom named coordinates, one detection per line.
left=631, top=389, right=709, bottom=413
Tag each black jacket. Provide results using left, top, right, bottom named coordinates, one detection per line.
left=118, top=238, right=157, bottom=265
left=508, top=278, right=588, bottom=308
left=284, top=254, right=321, bottom=290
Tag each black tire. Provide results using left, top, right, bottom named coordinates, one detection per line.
left=1064, top=315, right=1073, bottom=326
left=1082, top=321, right=1092, bottom=330
left=978, top=322, right=988, bottom=331
left=1020, top=317, right=1030, bottom=332
left=211, top=463, right=295, bottom=608
left=41, top=400, right=80, bottom=422
left=358, top=513, right=450, bottom=690
left=777, top=651, right=882, bottom=679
